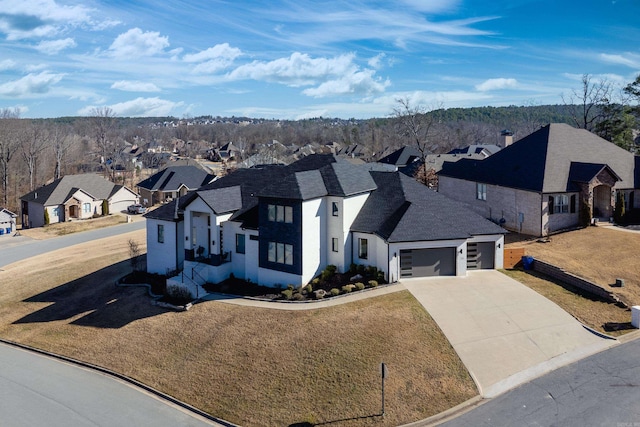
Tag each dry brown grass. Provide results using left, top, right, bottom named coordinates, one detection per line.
left=19, top=214, right=127, bottom=239
left=0, top=230, right=476, bottom=427
left=508, top=227, right=640, bottom=306
left=502, top=269, right=631, bottom=336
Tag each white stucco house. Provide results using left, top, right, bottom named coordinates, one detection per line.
left=438, top=124, right=640, bottom=237
left=145, top=154, right=506, bottom=295
left=0, top=208, right=17, bottom=236
left=20, top=174, right=139, bottom=228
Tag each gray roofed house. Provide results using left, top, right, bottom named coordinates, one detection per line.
left=0, top=208, right=17, bottom=236
left=20, top=174, right=139, bottom=228
left=136, top=165, right=215, bottom=207
left=438, top=123, right=640, bottom=236
left=146, top=153, right=506, bottom=293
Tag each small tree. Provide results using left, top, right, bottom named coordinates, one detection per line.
left=102, top=199, right=109, bottom=216
left=128, top=238, right=141, bottom=271
left=44, top=208, right=50, bottom=226
left=614, top=192, right=626, bottom=224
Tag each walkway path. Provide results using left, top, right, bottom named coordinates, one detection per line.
left=402, top=271, right=617, bottom=398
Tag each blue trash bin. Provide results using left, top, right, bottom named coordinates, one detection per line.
left=0, top=229, right=4, bottom=236
left=522, top=255, right=534, bottom=270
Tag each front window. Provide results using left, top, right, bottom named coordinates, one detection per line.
left=550, top=195, right=569, bottom=214
left=52, top=207, right=60, bottom=217
left=358, top=238, right=368, bottom=259
left=268, top=241, right=293, bottom=265
left=82, top=203, right=91, bottom=213
left=236, top=233, right=245, bottom=254
left=476, top=183, right=487, bottom=201
left=268, top=204, right=293, bottom=223
left=157, top=224, right=164, bottom=243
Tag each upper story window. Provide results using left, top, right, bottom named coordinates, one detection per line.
left=549, top=195, right=569, bottom=214
left=358, top=238, right=368, bottom=259
left=332, top=201, right=339, bottom=217
left=268, top=204, right=293, bottom=223
left=332, top=237, right=339, bottom=252
left=236, top=233, right=245, bottom=254
left=476, top=183, right=487, bottom=201
left=157, top=224, right=164, bottom=243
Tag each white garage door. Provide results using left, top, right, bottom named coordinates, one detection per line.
left=400, top=248, right=456, bottom=278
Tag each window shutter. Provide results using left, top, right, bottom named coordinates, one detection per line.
left=570, top=195, right=576, bottom=214
left=548, top=196, right=554, bottom=214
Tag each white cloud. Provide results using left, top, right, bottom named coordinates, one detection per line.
left=34, top=38, right=76, bottom=55
left=111, top=81, right=161, bottom=92
left=108, top=28, right=170, bottom=58
left=599, top=53, right=640, bottom=69
left=0, top=59, right=17, bottom=71
left=367, top=53, right=386, bottom=69
left=0, top=0, right=93, bottom=40
left=79, top=97, right=184, bottom=117
left=303, top=69, right=390, bottom=97
left=0, top=71, right=64, bottom=97
left=228, top=52, right=356, bottom=86
left=475, top=78, right=518, bottom=91
left=183, top=43, right=243, bottom=74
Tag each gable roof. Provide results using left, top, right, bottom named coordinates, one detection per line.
left=21, top=174, right=134, bottom=206
left=439, top=123, right=639, bottom=193
left=0, top=208, right=17, bottom=219
left=377, top=146, right=421, bottom=167
left=137, top=166, right=214, bottom=192
left=351, top=171, right=506, bottom=242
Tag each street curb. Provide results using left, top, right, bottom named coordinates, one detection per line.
left=0, top=338, right=237, bottom=427
left=399, top=395, right=484, bottom=426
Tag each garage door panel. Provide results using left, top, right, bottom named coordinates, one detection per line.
left=467, top=242, right=495, bottom=270
left=400, top=248, right=456, bottom=277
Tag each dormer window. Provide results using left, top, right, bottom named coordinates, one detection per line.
left=268, top=204, right=293, bottom=223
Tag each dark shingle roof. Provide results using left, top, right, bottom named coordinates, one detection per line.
left=143, top=198, right=183, bottom=222
left=21, top=174, right=134, bottom=205
left=377, top=146, right=421, bottom=167
left=439, top=123, right=638, bottom=192
left=197, top=186, right=243, bottom=214
left=137, top=166, right=213, bottom=192
left=352, top=172, right=506, bottom=242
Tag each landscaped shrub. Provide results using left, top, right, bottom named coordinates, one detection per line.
left=368, top=280, right=379, bottom=288
left=355, top=282, right=365, bottom=291
left=376, top=271, right=385, bottom=283
left=166, top=283, right=193, bottom=301
left=321, top=264, right=337, bottom=280
left=281, top=289, right=293, bottom=300
left=44, top=209, right=50, bottom=225
left=330, top=288, right=340, bottom=296
left=303, top=284, right=313, bottom=293
left=311, top=278, right=320, bottom=285
left=366, top=266, right=378, bottom=277
left=292, top=292, right=305, bottom=301
left=356, top=264, right=365, bottom=274
left=342, top=284, right=355, bottom=293
left=349, top=263, right=358, bottom=274
left=287, top=284, right=294, bottom=291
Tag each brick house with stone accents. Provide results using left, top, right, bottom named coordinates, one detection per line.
left=438, top=123, right=640, bottom=237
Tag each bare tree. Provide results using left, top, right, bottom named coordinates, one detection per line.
left=128, top=238, right=141, bottom=272
left=0, top=108, right=21, bottom=207
left=50, top=124, right=74, bottom=180
left=562, top=74, right=614, bottom=131
left=21, top=122, right=49, bottom=191
left=88, top=107, right=116, bottom=180
left=391, top=98, right=442, bottom=185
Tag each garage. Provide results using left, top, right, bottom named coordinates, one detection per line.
left=400, top=248, right=456, bottom=278
left=466, top=242, right=495, bottom=270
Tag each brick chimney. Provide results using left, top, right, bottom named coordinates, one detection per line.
left=501, top=129, right=514, bottom=147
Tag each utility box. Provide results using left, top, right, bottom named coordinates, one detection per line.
left=632, top=306, right=640, bottom=329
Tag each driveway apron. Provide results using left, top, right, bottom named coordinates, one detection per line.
left=403, top=270, right=616, bottom=398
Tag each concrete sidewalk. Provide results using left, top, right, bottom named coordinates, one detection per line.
left=403, top=271, right=617, bottom=398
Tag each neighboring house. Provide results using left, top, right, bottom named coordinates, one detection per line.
left=377, top=146, right=421, bottom=170
left=438, top=123, right=640, bottom=236
left=137, top=165, right=215, bottom=207
left=145, top=154, right=505, bottom=295
left=20, top=174, right=139, bottom=228
left=0, top=208, right=17, bottom=236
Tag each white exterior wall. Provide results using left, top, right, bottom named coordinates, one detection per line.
left=389, top=238, right=468, bottom=279
left=257, top=268, right=302, bottom=288
left=301, top=198, right=323, bottom=284
left=45, top=205, right=64, bottom=224
left=245, top=230, right=260, bottom=283
left=223, top=220, right=255, bottom=281
left=0, top=212, right=16, bottom=236
left=326, top=193, right=370, bottom=273
left=146, top=218, right=183, bottom=275
left=439, top=176, right=543, bottom=236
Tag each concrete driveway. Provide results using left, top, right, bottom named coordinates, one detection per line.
left=403, top=271, right=617, bottom=398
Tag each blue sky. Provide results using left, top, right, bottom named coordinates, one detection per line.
left=1, top=0, right=639, bottom=119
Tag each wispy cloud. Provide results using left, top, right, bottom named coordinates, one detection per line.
left=78, top=97, right=184, bottom=117
left=34, top=38, right=76, bottom=54
left=0, top=59, right=17, bottom=71
left=111, top=80, right=161, bottom=92
left=183, top=43, right=243, bottom=74
left=0, top=71, right=64, bottom=97
left=599, top=52, right=640, bottom=69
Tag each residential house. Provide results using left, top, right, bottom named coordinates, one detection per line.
left=20, top=174, right=139, bottom=228
left=145, top=154, right=505, bottom=295
left=0, top=208, right=17, bottom=236
left=137, top=165, right=215, bottom=207
left=438, top=123, right=640, bottom=236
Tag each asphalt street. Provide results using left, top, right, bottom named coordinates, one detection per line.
left=440, top=337, right=640, bottom=427
left=0, top=220, right=145, bottom=268
left=0, top=342, right=222, bottom=427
